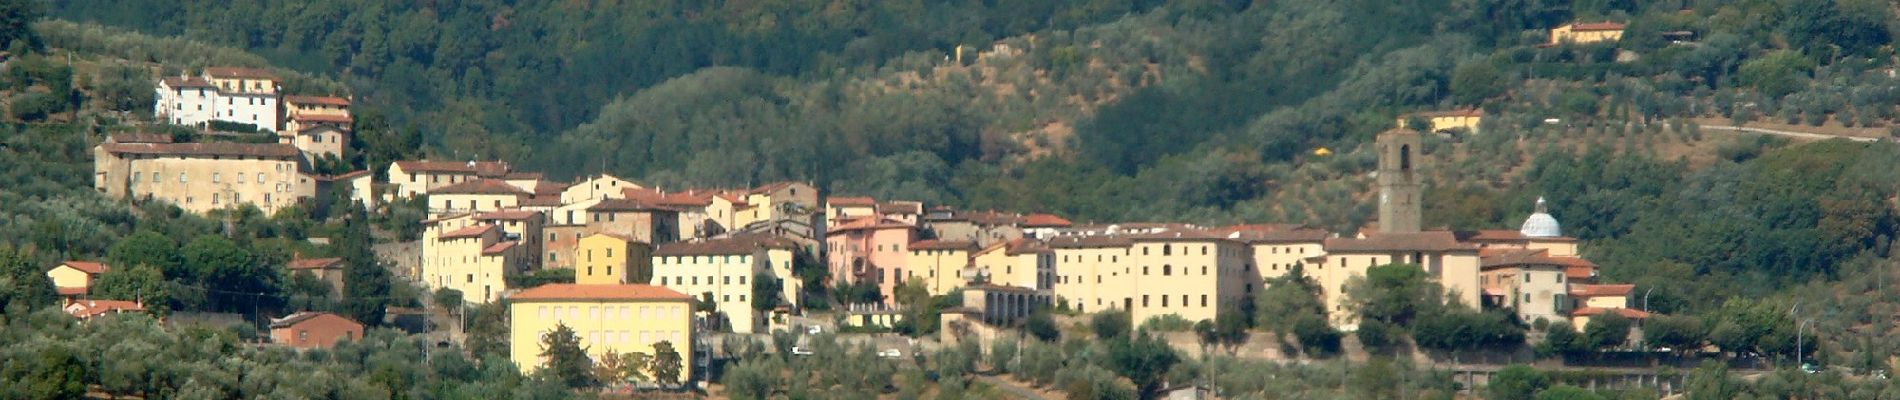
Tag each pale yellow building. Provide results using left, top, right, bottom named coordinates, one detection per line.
left=968, top=238, right=1053, bottom=292
left=1479, top=248, right=1576, bottom=325
left=386, top=160, right=513, bottom=199
left=826, top=196, right=879, bottom=225
left=561, top=174, right=642, bottom=204
left=576, top=233, right=654, bottom=285
left=46, top=261, right=109, bottom=298
left=905, top=240, right=977, bottom=296
left=1397, top=109, right=1484, bottom=134
left=1549, top=21, right=1626, bottom=45
left=733, top=181, right=818, bottom=229
left=428, top=178, right=527, bottom=217
left=422, top=221, right=526, bottom=303
left=1223, top=225, right=1328, bottom=283
left=1308, top=232, right=1483, bottom=329
left=93, top=135, right=315, bottom=215
left=1120, top=232, right=1251, bottom=323
left=508, top=284, right=693, bottom=382
left=651, top=235, right=800, bottom=333
left=1048, top=235, right=1133, bottom=313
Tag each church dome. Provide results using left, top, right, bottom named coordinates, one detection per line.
left=1519, top=197, right=1562, bottom=238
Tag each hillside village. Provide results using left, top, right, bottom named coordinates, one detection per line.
left=11, top=1, right=1900, bottom=398
left=53, top=62, right=1661, bottom=390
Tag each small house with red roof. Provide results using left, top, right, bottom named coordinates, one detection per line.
left=287, top=257, right=347, bottom=297
left=64, top=299, right=144, bottom=321
left=46, top=261, right=109, bottom=298
left=269, top=312, right=364, bottom=349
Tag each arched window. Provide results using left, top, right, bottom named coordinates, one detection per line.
left=1163, top=245, right=1171, bottom=256
left=1163, top=265, right=1172, bottom=276
left=1400, top=144, right=1412, bottom=171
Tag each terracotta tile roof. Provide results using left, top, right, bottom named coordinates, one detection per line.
left=655, top=234, right=798, bottom=256
left=587, top=198, right=676, bottom=212
left=1456, top=230, right=1577, bottom=242
left=1571, top=307, right=1649, bottom=319
left=623, top=188, right=717, bottom=207
left=1022, top=213, right=1072, bottom=228
left=1046, top=235, right=1134, bottom=249
left=1126, top=229, right=1240, bottom=242
left=101, top=142, right=301, bottom=159
left=420, top=213, right=472, bottom=226
left=330, top=170, right=372, bottom=180
left=1567, top=21, right=1626, bottom=31
left=476, top=210, right=541, bottom=220
left=287, top=258, right=343, bottom=270
left=203, top=67, right=278, bottom=80
left=439, top=224, right=496, bottom=240
left=1480, top=248, right=1597, bottom=270
left=108, top=132, right=174, bottom=144
left=1406, top=109, right=1484, bottom=118
left=827, top=196, right=877, bottom=207
left=878, top=201, right=924, bottom=215
left=66, top=300, right=144, bottom=318
left=585, top=232, right=642, bottom=243
left=283, top=95, right=350, bottom=107
left=1323, top=231, right=1477, bottom=252
left=1004, top=238, right=1050, bottom=255
left=57, top=287, right=88, bottom=296
left=482, top=241, right=519, bottom=255
left=160, top=76, right=214, bottom=88
left=828, top=217, right=915, bottom=233
left=290, top=114, right=354, bottom=124
left=269, top=311, right=361, bottom=329
left=433, top=179, right=530, bottom=195
left=749, top=181, right=802, bottom=195
left=57, top=261, right=109, bottom=275
left=509, top=284, right=692, bottom=302
left=392, top=160, right=512, bottom=176
left=1566, top=265, right=1596, bottom=280
left=1569, top=284, right=1635, bottom=297
left=521, top=197, right=564, bottom=207
left=502, top=172, right=544, bottom=180
left=909, top=240, right=977, bottom=251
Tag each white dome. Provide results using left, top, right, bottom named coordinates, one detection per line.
left=1519, top=197, right=1562, bottom=238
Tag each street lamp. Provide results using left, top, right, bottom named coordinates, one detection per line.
left=1642, top=288, right=1654, bottom=313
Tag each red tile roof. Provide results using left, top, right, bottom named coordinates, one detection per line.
left=1567, top=21, right=1626, bottom=32
left=440, top=224, right=497, bottom=240
left=1046, top=235, right=1134, bottom=249
left=57, top=261, right=109, bottom=275
left=287, top=258, right=343, bottom=270
left=827, top=196, right=877, bottom=207
left=203, top=67, right=278, bottom=80
left=879, top=201, right=924, bottom=215
left=909, top=240, right=977, bottom=251
left=1570, top=284, right=1635, bottom=297
left=482, top=241, right=519, bottom=255
left=509, top=284, right=692, bottom=302
left=101, top=142, right=301, bottom=159
left=1480, top=248, right=1597, bottom=270
left=57, top=287, right=88, bottom=296
left=1324, top=231, right=1477, bottom=252
left=655, top=234, right=798, bottom=256
left=1022, top=213, right=1072, bottom=228
left=107, top=132, right=174, bottom=144
left=623, top=188, right=718, bottom=207
left=392, top=160, right=512, bottom=176
left=828, top=217, right=915, bottom=233
left=283, top=95, right=350, bottom=107
left=269, top=311, right=363, bottom=329
left=65, top=300, right=144, bottom=318
left=290, top=114, right=354, bottom=124
left=433, top=179, right=530, bottom=195
left=1571, top=307, right=1649, bottom=319
left=587, top=198, right=676, bottom=212
left=476, top=210, right=541, bottom=220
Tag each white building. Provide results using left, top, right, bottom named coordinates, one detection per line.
left=153, top=67, right=281, bottom=133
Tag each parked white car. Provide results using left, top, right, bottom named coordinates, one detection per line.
left=877, top=349, right=903, bottom=359
left=791, top=346, right=814, bottom=356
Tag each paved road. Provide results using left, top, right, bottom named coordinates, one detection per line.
left=1695, top=124, right=1882, bottom=143
left=975, top=375, right=1050, bottom=400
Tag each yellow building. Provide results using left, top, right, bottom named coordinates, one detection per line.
left=1397, top=109, right=1484, bottom=134
left=508, top=284, right=693, bottom=382
left=1479, top=248, right=1578, bottom=325
left=1120, top=232, right=1251, bottom=324
left=1549, top=21, right=1626, bottom=45
left=93, top=135, right=315, bottom=215
left=826, top=196, right=879, bottom=225
left=1308, top=232, right=1483, bottom=329
left=561, top=174, right=642, bottom=204
left=1048, top=235, right=1133, bottom=313
left=733, top=181, right=818, bottom=229
left=576, top=233, right=654, bottom=285
left=652, top=235, right=800, bottom=334
left=421, top=221, right=526, bottom=303
left=428, top=178, right=528, bottom=217
left=46, top=261, right=109, bottom=298
left=1222, top=225, right=1328, bottom=283
left=969, top=238, right=1053, bottom=292
left=905, top=240, right=977, bottom=296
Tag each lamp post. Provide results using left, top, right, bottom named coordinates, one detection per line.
left=1797, top=318, right=1815, bottom=370
left=1642, top=288, right=1654, bottom=313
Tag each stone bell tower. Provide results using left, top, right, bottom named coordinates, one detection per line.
left=1377, top=128, right=1422, bottom=234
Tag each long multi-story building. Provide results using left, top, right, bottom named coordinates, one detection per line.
left=508, top=284, right=692, bottom=380
left=93, top=134, right=315, bottom=215
left=420, top=214, right=528, bottom=303
left=386, top=160, right=514, bottom=199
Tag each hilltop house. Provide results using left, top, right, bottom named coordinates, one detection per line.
left=1397, top=109, right=1485, bottom=134
left=1550, top=21, right=1626, bottom=45
left=269, top=312, right=364, bottom=349
left=45, top=261, right=109, bottom=298
left=93, top=134, right=317, bottom=215
left=154, top=67, right=280, bottom=132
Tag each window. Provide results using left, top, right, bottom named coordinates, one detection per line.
left=1163, top=245, right=1171, bottom=256
left=607, top=266, right=613, bottom=276
left=1202, top=266, right=1208, bottom=275
left=1163, top=265, right=1171, bottom=276
left=211, top=194, right=220, bottom=205
left=179, top=174, right=188, bottom=183
left=1142, top=295, right=1149, bottom=307
left=1162, top=296, right=1168, bottom=307
left=1524, top=274, right=1531, bottom=282
left=132, top=172, right=141, bottom=183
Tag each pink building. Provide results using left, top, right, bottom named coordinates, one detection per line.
left=826, top=217, right=917, bottom=304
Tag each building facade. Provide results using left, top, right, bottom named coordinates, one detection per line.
left=652, top=235, right=799, bottom=334
left=575, top=233, right=653, bottom=285
left=508, top=284, right=693, bottom=381
left=93, top=137, right=314, bottom=215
